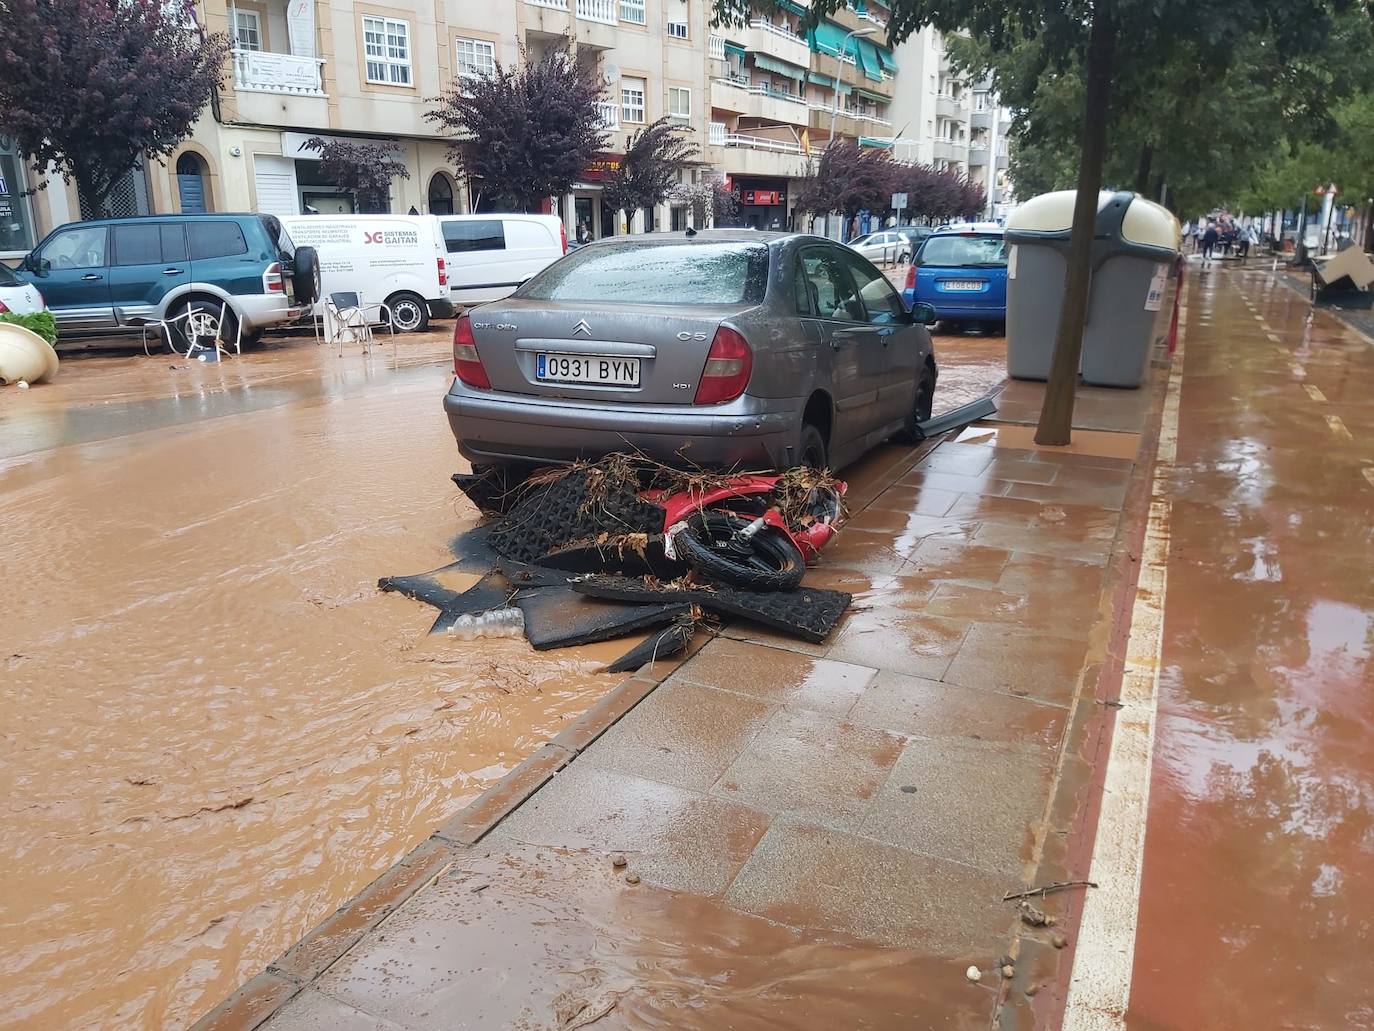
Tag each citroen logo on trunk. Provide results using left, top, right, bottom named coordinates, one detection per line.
left=573, top=319, right=591, bottom=336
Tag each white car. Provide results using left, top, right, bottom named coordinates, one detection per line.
left=0, top=262, right=45, bottom=316
left=847, top=230, right=908, bottom=265
left=437, top=213, right=566, bottom=305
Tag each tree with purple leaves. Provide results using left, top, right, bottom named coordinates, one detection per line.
left=793, top=140, right=894, bottom=237
left=426, top=37, right=607, bottom=213
left=0, top=0, right=228, bottom=217
left=302, top=137, right=410, bottom=214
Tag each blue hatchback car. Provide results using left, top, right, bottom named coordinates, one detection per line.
left=901, top=224, right=1008, bottom=329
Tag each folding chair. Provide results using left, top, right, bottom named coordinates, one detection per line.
left=322, top=291, right=395, bottom=357
left=128, top=301, right=240, bottom=361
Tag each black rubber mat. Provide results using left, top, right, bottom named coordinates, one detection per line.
left=571, top=576, right=851, bottom=644
left=452, top=466, right=530, bottom=516
left=514, top=587, right=691, bottom=650
left=378, top=570, right=511, bottom=634
left=486, top=470, right=663, bottom=565
left=604, top=619, right=698, bottom=673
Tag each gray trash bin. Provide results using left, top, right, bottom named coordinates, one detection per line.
left=1006, top=190, right=1179, bottom=388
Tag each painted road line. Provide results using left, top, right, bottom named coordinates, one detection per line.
left=1326, top=415, right=1353, bottom=440
left=1304, top=384, right=1327, bottom=403
left=1061, top=293, right=1184, bottom=1031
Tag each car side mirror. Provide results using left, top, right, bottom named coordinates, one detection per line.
left=910, top=301, right=937, bottom=325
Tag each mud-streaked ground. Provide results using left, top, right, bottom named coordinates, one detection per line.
left=0, top=329, right=1005, bottom=1029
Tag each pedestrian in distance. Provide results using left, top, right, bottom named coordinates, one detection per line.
left=1202, top=222, right=1219, bottom=263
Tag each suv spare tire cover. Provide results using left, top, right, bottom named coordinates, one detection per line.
left=292, top=246, right=321, bottom=304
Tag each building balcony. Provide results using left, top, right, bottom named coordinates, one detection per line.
left=526, top=0, right=568, bottom=7
left=708, top=34, right=726, bottom=60
left=575, top=0, right=616, bottom=24
left=995, top=150, right=1009, bottom=170
left=596, top=101, right=620, bottom=131
left=969, top=145, right=988, bottom=167
left=711, top=78, right=809, bottom=126
left=709, top=121, right=728, bottom=146
left=720, top=133, right=811, bottom=179
left=971, top=109, right=991, bottom=130
left=232, top=49, right=325, bottom=96
left=933, top=138, right=967, bottom=163
left=936, top=94, right=964, bottom=120
left=742, top=19, right=812, bottom=69
left=806, top=104, right=892, bottom=141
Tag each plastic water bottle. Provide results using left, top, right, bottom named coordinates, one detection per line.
left=447, top=606, right=525, bottom=641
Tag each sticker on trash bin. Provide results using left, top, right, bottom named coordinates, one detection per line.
left=1144, top=263, right=1168, bottom=311
left=1007, top=245, right=1018, bottom=280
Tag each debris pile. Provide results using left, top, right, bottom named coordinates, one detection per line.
left=379, top=457, right=853, bottom=672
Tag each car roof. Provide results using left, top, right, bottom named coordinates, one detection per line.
left=61, top=213, right=267, bottom=227
left=933, top=223, right=1003, bottom=235
left=580, top=229, right=819, bottom=249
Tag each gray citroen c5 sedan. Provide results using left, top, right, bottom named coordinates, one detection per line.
left=444, top=230, right=938, bottom=472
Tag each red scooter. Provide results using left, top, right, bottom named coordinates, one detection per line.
left=648, top=473, right=846, bottom=591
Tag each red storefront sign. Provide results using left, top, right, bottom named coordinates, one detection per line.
left=581, top=154, right=625, bottom=182
left=743, top=189, right=783, bottom=206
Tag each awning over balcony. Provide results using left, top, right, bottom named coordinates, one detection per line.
left=876, top=48, right=897, bottom=73
left=854, top=86, right=889, bottom=104
left=724, top=41, right=746, bottom=59
left=753, top=53, right=806, bottom=80
left=854, top=41, right=881, bottom=81
left=807, top=70, right=852, bottom=94
left=859, top=136, right=893, bottom=149
left=807, top=22, right=848, bottom=57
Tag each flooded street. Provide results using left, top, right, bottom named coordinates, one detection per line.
left=1, top=330, right=1006, bottom=1029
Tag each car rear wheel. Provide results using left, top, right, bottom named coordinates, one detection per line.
left=898, top=364, right=938, bottom=442
left=798, top=424, right=828, bottom=470
left=170, top=298, right=233, bottom=354
left=386, top=292, right=429, bottom=333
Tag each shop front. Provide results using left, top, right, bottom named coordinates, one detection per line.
left=731, top=177, right=790, bottom=231
left=0, top=134, right=38, bottom=257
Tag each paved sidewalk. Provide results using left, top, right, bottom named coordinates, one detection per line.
left=199, top=350, right=1166, bottom=1029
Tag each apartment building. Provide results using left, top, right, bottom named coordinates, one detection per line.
left=2, top=0, right=971, bottom=257
left=888, top=27, right=1013, bottom=220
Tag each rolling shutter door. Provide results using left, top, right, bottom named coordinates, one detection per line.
left=253, top=154, right=299, bottom=216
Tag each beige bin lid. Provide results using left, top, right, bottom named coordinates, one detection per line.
left=1008, top=190, right=1180, bottom=252
left=1121, top=196, right=1181, bottom=251
left=1007, top=190, right=1115, bottom=233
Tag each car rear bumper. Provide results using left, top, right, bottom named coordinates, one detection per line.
left=901, top=288, right=1004, bottom=322
left=444, top=384, right=800, bottom=469
left=429, top=298, right=457, bottom=320
left=236, top=293, right=310, bottom=331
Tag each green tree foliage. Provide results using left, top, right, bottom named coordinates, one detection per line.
left=426, top=37, right=607, bottom=212
left=1240, top=92, right=1374, bottom=213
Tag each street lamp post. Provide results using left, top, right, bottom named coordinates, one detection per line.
left=828, top=28, right=875, bottom=148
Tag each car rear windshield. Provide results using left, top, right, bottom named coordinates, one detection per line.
left=919, top=234, right=1008, bottom=268
left=518, top=241, right=769, bottom=305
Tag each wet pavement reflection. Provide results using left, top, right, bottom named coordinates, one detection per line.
left=0, top=331, right=1007, bottom=1028
left=1129, top=267, right=1374, bottom=1028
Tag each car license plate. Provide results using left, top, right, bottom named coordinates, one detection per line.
left=537, top=353, right=641, bottom=386
left=941, top=280, right=984, bottom=291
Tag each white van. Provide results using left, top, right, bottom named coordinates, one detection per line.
left=279, top=214, right=454, bottom=332
left=437, top=214, right=566, bottom=304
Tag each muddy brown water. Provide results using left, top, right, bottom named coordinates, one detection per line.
left=0, top=332, right=1006, bottom=1029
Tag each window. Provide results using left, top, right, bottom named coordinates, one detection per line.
left=974, top=92, right=988, bottom=113
left=840, top=251, right=904, bottom=323
left=799, top=248, right=862, bottom=322
left=619, top=0, right=645, bottom=24
left=454, top=36, right=494, bottom=78
left=667, top=20, right=688, bottom=38
left=113, top=224, right=163, bottom=265
left=38, top=225, right=108, bottom=269
left=917, top=234, right=1008, bottom=269
left=363, top=16, right=412, bottom=86
left=442, top=219, right=506, bottom=254
left=668, top=86, right=690, bottom=119
left=233, top=9, right=262, bottom=51
left=520, top=242, right=768, bottom=305
left=0, top=136, right=38, bottom=253
left=187, top=221, right=249, bottom=260
left=621, top=76, right=646, bottom=123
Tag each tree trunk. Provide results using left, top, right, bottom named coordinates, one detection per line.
left=1034, top=0, right=1116, bottom=447
left=1133, top=143, right=1153, bottom=195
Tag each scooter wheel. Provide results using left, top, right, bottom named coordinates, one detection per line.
left=675, top=512, right=805, bottom=592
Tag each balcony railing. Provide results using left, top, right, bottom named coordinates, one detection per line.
left=576, top=0, right=617, bottom=24
left=232, top=49, right=325, bottom=96
left=723, top=132, right=804, bottom=154
left=859, top=9, right=887, bottom=27
left=596, top=101, right=620, bottom=130
left=749, top=18, right=806, bottom=45
left=805, top=102, right=893, bottom=128
left=708, top=34, right=726, bottom=59
left=714, top=78, right=806, bottom=109
left=709, top=121, right=727, bottom=146
left=525, top=0, right=569, bottom=8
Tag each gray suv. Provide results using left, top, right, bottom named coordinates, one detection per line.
left=445, top=231, right=937, bottom=472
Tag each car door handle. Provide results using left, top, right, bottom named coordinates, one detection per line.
left=81, top=273, right=102, bottom=281
left=162, top=267, right=184, bottom=275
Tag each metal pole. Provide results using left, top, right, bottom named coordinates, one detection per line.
left=828, top=28, right=872, bottom=149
